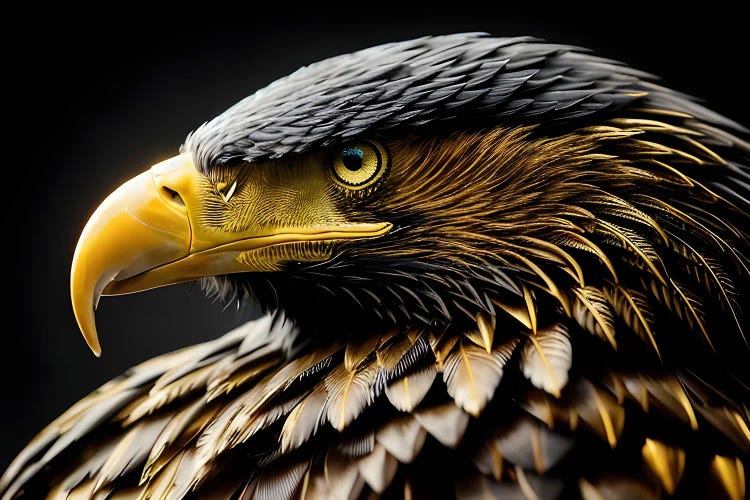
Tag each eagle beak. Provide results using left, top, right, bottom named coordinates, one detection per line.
left=70, top=155, right=194, bottom=356
left=71, top=154, right=391, bottom=356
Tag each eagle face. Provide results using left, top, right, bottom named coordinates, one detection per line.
left=70, top=34, right=749, bottom=361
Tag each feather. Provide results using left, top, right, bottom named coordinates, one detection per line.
left=616, top=372, right=698, bottom=430
left=279, top=385, right=327, bottom=453
left=164, top=447, right=202, bottom=499
left=388, top=333, right=433, bottom=381
left=414, top=403, right=470, bottom=448
left=65, top=479, right=104, bottom=500
left=572, top=287, right=617, bottom=349
left=444, top=338, right=518, bottom=415
left=579, top=476, right=659, bottom=500
left=456, top=468, right=563, bottom=500
left=143, top=400, right=219, bottom=481
left=375, top=416, right=427, bottom=463
left=356, top=443, right=398, bottom=494
left=695, top=406, right=750, bottom=452
left=338, top=433, right=375, bottom=459
left=324, top=361, right=378, bottom=431
left=588, top=193, right=668, bottom=243
left=321, top=450, right=364, bottom=500
left=429, top=332, right=460, bottom=370
left=93, top=415, right=170, bottom=493
left=251, top=460, right=309, bottom=500
left=385, top=365, right=436, bottom=412
left=575, top=380, right=625, bottom=448
left=492, top=297, right=533, bottom=331
left=48, top=437, right=119, bottom=498
left=666, top=234, right=742, bottom=338
left=641, top=438, right=685, bottom=495
left=281, top=344, right=342, bottom=391
left=521, top=324, right=572, bottom=397
left=513, top=237, right=586, bottom=285
left=465, top=311, right=495, bottom=352
left=508, top=250, right=572, bottom=315
left=140, top=450, right=187, bottom=500
left=126, top=363, right=217, bottom=424
left=494, top=417, right=574, bottom=474
left=596, top=219, right=667, bottom=284
left=707, top=455, right=745, bottom=500
left=344, top=334, right=381, bottom=371
left=550, top=229, right=618, bottom=280
left=604, top=285, right=660, bottom=357
left=376, top=334, right=415, bottom=375
left=521, top=390, right=580, bottom=431
left=206, top=358, right=280, bottom=401
left=456, top=474, right=524, bottom=500
left=236, top=393, right=307, bottom=443
left=471, top=439, right=504, bottom=481
left=644, top=277, right=713, bottom=351
left=515, top=466, right=564, bottom=500
left=192, top=349, right=343, bottom=486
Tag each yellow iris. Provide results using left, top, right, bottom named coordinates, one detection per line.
left=331, top=140, right=388, bottom=190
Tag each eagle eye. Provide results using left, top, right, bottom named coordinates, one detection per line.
left=331, top=140, right=388, bottom=190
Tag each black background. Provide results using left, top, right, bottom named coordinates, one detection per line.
left=2, top=6, right=747, bottom=471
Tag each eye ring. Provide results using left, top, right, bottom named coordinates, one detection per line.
left=330, top=140, right=389, bottom=190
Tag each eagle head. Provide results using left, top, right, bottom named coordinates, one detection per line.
left=71, top=34, right=748, bottom=376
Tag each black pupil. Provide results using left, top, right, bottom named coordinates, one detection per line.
left=342, top=148, right=364, bottom=171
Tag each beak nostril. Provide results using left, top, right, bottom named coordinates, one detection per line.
left=161, top=186, right=185, bottom=207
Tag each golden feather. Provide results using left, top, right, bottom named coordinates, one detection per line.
left=344, top=334, right=381, bottom=372
left=572, top=286, right=617, bottom=349
left=575, top=381, right=625, bottom=448
left=708, top=455, right=746, bottom=500
left=641, top=438, right=685, bottom=495
left=604, top=285, right=660, bottom=357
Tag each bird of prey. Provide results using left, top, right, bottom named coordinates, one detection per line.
left=1, top=33, right=748, bottom=499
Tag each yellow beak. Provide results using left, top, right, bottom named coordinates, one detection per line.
left=71, top=154, right=391, bottom=356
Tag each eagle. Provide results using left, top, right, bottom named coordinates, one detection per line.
left=1, top=33, right=748, bottom=499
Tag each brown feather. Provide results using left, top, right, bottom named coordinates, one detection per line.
left=572, top=287, right=617, bottom=349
